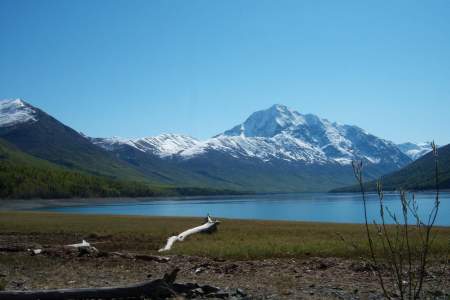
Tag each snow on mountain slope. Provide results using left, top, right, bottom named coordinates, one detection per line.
left=90, top=136, right=138, bottom=151
left=130, top=134, right=200, bottom=157
left=94, top=104, right=411, bottom=167
left=180, top=133, right=329, bottom=163
left=397, top=142, right=432, bottom=160
left=0, top=99, right=37, bottom=128
left=204, top=104, right=408, bottom=166
left=92, top=134, right=200, bottom=157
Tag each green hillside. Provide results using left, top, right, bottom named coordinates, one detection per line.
left=0, top=139, right=240, bottom=199
left=0, top=138, right=171, bottom=199
left=332, top=144, right=450, bottom=192
left=105, top=144, right=245, bottom=190
left=0, top=106, right=150, bottom=182
left=98, top=143, right=356, bottom=193
left=177, top=152, right=361, bottom=192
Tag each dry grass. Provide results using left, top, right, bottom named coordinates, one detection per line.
left=0, top=211, right=448, bottom=260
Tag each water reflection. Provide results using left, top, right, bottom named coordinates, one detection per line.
left=42, top=192, right=450, bottom=226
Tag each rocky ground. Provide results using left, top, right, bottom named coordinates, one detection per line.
left=0, top=251, right=382, bottom=299
left=0, top=234, right=448, bottom=299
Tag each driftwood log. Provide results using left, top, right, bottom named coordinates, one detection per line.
left=0, top=269, right=179, bottom=300
left=159, top=215, right=220, bottom=252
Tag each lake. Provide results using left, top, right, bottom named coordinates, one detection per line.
left=41, top=192, right=450, bottom=226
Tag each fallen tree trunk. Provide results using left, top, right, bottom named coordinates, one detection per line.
left=159, top=215, right=220, bottom=252
left=0, top=269, right=179, bottom=300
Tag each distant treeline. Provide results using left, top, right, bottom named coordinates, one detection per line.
left=0, top=160, right=164, bottom=199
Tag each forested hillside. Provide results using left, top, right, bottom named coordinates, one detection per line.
left=332, top=144, right=450, bottom=192
left=0, top=139, right=238, bottom=199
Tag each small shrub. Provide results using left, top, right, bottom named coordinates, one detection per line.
left=351, top=142, right=445, bottom=299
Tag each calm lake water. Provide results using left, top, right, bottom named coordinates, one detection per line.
left=42, top=192, right=450, bottom=226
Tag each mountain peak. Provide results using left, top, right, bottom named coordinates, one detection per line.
left=1, top=98, right=26, bottom=107
left=222, top=104, right=306, bottom=138
left=269, top=103, right=289, bottom=111
left=0, top=98, right=37, bottom=128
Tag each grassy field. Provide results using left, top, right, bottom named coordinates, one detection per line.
left=0, top=211, right=448, bottom=260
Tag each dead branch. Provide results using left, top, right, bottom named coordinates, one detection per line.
left=0, top=269, right=179, bottom=300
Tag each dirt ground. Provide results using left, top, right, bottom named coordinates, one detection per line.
left=0, top=233, right=448, bottom=299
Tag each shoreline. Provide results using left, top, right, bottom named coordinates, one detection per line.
left=1, top=192, right=449, bottom=228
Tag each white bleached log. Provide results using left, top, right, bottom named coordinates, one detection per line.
left=66, top=240, right=91, bottom=248
left=159, top=215, right=220, bottom=252
left=66, top=240, right=98, bottom=251
left=32, top=249, right=42, bottom=255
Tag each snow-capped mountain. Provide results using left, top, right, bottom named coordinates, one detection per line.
left=0, top=100, right=416, bottom=192
left=397, top=142, right=433, bottom=160
left=207, top=104, right=409, bottom=166
left=0, top=99, right=37, bottom=128
left=95, top=104, right=410, bottom=168
left=0, top=98, right=150, bottom=181
left=0, top=99, right=446, bottom=194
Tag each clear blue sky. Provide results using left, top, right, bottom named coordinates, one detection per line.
left=1, top=0, right=449, bottom=144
